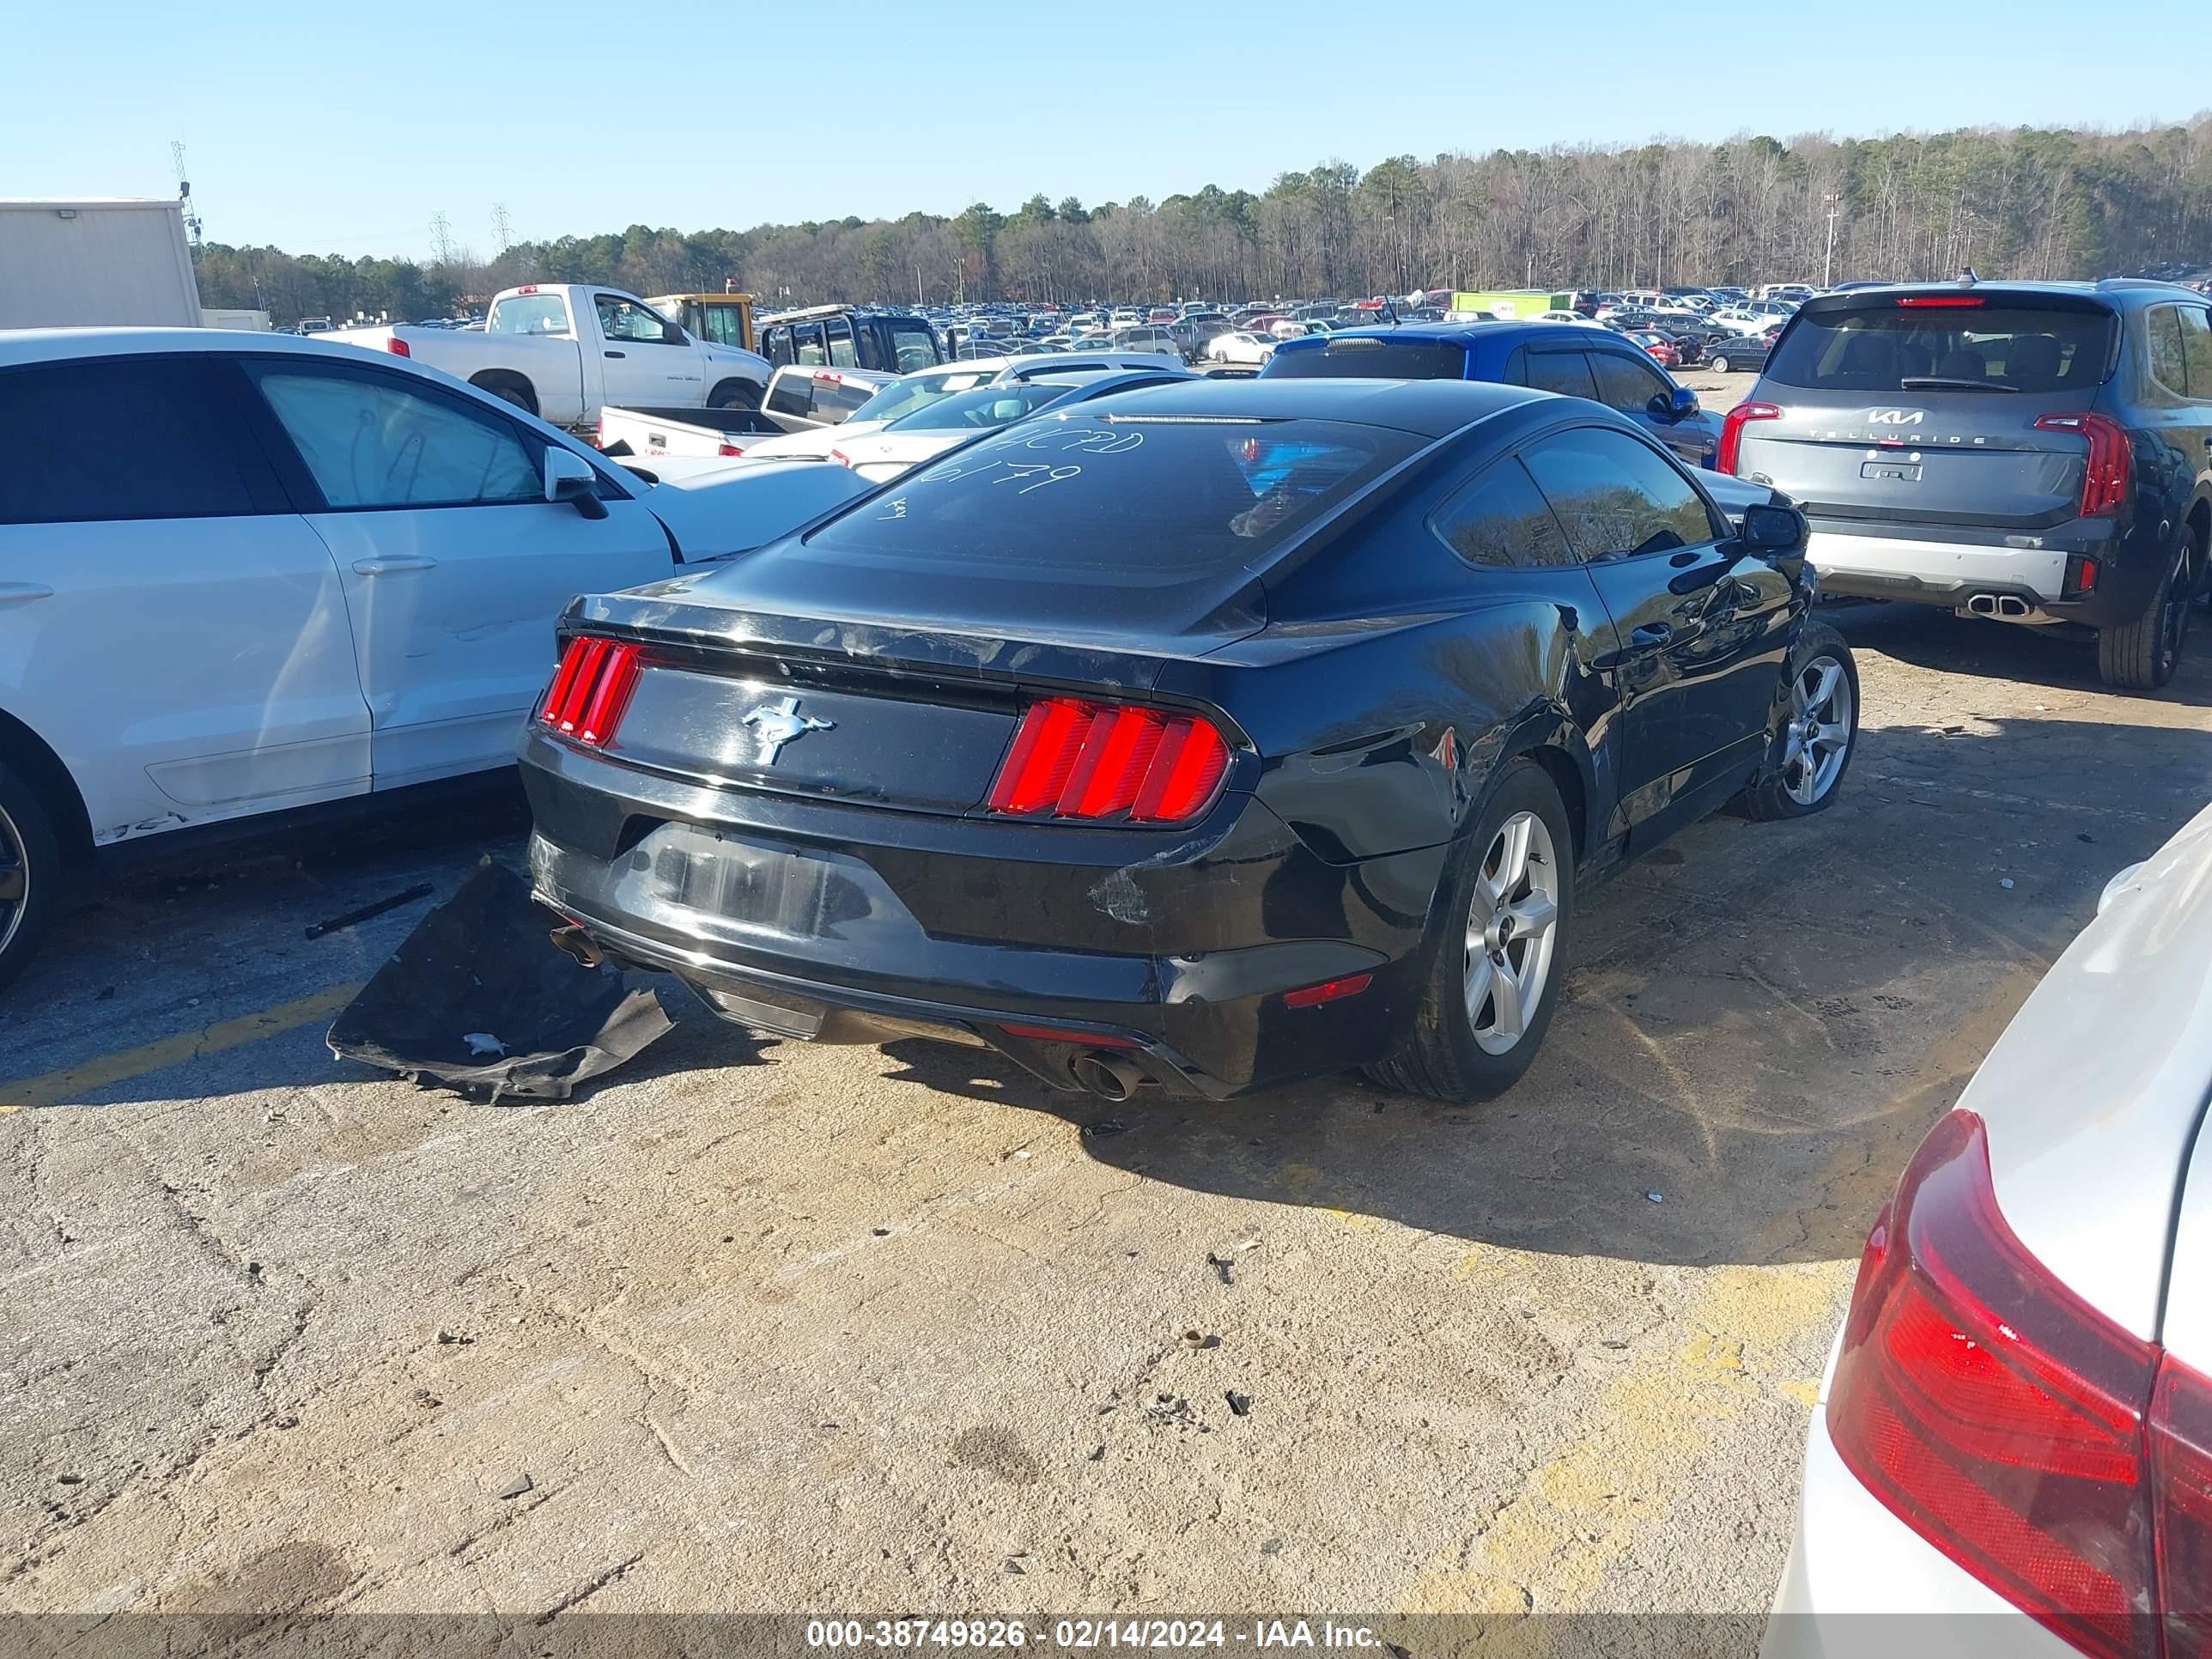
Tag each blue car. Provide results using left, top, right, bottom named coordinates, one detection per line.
left=1261, top=321, right=1723, bottom=467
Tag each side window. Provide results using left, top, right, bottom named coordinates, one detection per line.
left=1524, top=351, right=1597, bottom=400
left=1589, top=349, right=1672, bottom=414
left=2146, top=306, right=2190, bottom=398
left=1522, top=426, right=1719, bottom=562
left=824, top=317, right=860, bottom=368
left=594, top=294, right=678, bottom=345
left=2181, top=307, right=2212, bottom=399
left=761, top=325, right=792, bottom=368
left=792, top=323, right=827, bottom=366
left=255, top=368, right=542, bottom=509
left=0, top=357, right=268, bottom=524
left=1429, top=458, right=1577, bottom=569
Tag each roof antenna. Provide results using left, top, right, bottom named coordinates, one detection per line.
left=1956, top=264, right=1978, bottom=288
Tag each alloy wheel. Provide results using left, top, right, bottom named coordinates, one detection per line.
left=1463, top=811, right=1561, bottom=1056
left=0, top=799, right=27, bottom=963
left=1782, top=655, right=1854, bottom=806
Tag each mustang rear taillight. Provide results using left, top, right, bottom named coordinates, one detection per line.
left=988, top=697, right=1230, bottom=824
left=538, top=636, right=642, bottom=747
left=1827, top=1109, right=2165, bottom=1658
left=386, top=337, right=412, bottom=358
left=2035, top=413, right=2131, bottom=519
left=1717, top=400, right=1779, bottom=473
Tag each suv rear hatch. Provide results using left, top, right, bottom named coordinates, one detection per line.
left=1734, top=289, right=2120, bottom=531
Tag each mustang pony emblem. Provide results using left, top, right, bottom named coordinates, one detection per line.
left=742, top=696, right=834, bottom=763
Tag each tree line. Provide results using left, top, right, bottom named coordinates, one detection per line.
left=193, top=116, right=2212, bottom=325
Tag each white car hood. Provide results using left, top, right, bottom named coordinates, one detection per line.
left=1961, top=794, right=2212, bottom=1341
left=637, top=459, right=872, bottom=560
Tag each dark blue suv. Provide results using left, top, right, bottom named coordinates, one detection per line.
left=1263, top=322, right=1723, bottom=467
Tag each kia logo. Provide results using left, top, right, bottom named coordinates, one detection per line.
left=1867, top=409, right=1926, bottom=426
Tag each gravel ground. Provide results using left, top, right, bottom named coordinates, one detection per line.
left=3, top=599, right=2209, bottom=1636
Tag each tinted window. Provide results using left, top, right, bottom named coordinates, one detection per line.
left=1763, top=301, right=2117, bottom=393
left=1265, top=337, right=1469, bottom=380
left=257, top=368, right=540, bottom=509
left=2147, top=306, right=2191, bottom=398
left=2180, top=307, right=2212, bottom=399
left=813, top=374, right=878, bottom=420
left=793, top=323, right=827, bottom=366
left=1589, top=349, right=1671, bottom=412
left=1523, top=350, right=1597, bottom=399
left=1522, top=427, right=1717, bottom=561
left=0, top=357, right=262, bottom=524
left=825, top=317, right=860, bottom=368
left=1431, top=459, right=1576, bottom=569
left=760, top=325, right=791, bottom=368
left=890, top=323, right=940, bottom=372
left=765, top=374, right=811, bottom=416
left=806, top=415, right=1418, bottom=574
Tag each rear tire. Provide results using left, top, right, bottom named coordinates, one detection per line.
left=471, top=374, right=537, bottom=416
left=1708, top=354, right=1731, bottom=374
left=2097, top=540, right=2190, bottom=691
left=1364, top=759, right=1575, bottom=1104
left=0, top=759, right=66, bottom=995
left=1731, top=622, right=1859, bottom=821
left=709, top=380, right=763, bottom=411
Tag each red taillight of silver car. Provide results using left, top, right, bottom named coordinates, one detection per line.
left=1827, top=1108, right=2212, bottom=1658
left=538, top=636, right=643, bottom=748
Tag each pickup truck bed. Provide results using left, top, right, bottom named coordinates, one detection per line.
left=596, top=404, right=812, bottom=459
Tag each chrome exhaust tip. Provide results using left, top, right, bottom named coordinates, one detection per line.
left=1071, top=1052, right=1145, bottom=1103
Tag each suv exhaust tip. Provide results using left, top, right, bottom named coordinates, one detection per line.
left=1961, top=592, right=2055, bottom=625
left=1072, top=1052, right=1146, bottom=1103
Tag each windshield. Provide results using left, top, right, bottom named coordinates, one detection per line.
left=890, top=323, right=939, bottom=371
left=1764, top=301, right=2118, bottom=393
left=806, top=415, right=1419, bottom=575
left=849, top=370, right=996, bottom=424
left=886, top=381, right=1080, bottom=432
left=487, top=294, right=570, bottom=336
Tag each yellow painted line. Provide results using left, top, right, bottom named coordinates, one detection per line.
left=1, top=981, right=362, bottom=1109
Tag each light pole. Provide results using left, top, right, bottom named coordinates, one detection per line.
left=1823, top=194, right=1841, bottom=289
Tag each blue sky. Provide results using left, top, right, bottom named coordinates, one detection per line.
left=9, top=0, right=2204, bottom=260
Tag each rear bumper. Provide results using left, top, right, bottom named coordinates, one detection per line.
left=1805, top=520, right=2145, bottom=628
left=519, top=732, right=1434, bottom=1098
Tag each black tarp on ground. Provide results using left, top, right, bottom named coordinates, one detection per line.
left=325, top=861, right=672, bottom=1102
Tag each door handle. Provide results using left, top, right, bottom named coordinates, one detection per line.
left=0, top=581, right=54, bottom=607
left=1632, top=622, right=1674, bottom=647
left=351, top=556, right=438, bottom=575
left=605, top=349, right=626, bottom=359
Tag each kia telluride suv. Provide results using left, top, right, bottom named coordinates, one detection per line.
left=1717, top=278, right=2212, bottom=690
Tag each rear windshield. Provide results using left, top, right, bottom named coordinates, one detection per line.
left=1266, top=337, right=1468, bottom=380
left=849, top=369, right=994, bottom=424
left=1764, top=301, right=2117, bottom=393
left=885, top=382, right=1075, bottom=432
left=805, top=415, right=1419, bottom=574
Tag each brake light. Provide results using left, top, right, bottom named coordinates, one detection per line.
left=537, top=636, right=643, bottom=747
left=2036, top=413, right=2131, bottom=518
left=1896, top=295, right=1987, bottom=307
left=988, top=697, right=1231, bottom=825
left=830, top=449, right=852, bottom=468
left=717, top=443, right=744, bottom=457
left=386, top=337, right=411, bottom=358
left=1717, top=401, right=1780, bottom=473
left=1826, top=1109, right=2160, bottom=1658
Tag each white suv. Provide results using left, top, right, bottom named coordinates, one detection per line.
left=0, top=329, right=860, bottom=989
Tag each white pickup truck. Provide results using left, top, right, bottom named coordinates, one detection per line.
left=595, top=365, right=898, bottom=461
left=324, top=284, right=773, bottom=429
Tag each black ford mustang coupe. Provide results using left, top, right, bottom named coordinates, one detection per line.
left=520, top=378, right=1856, bottom=1103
